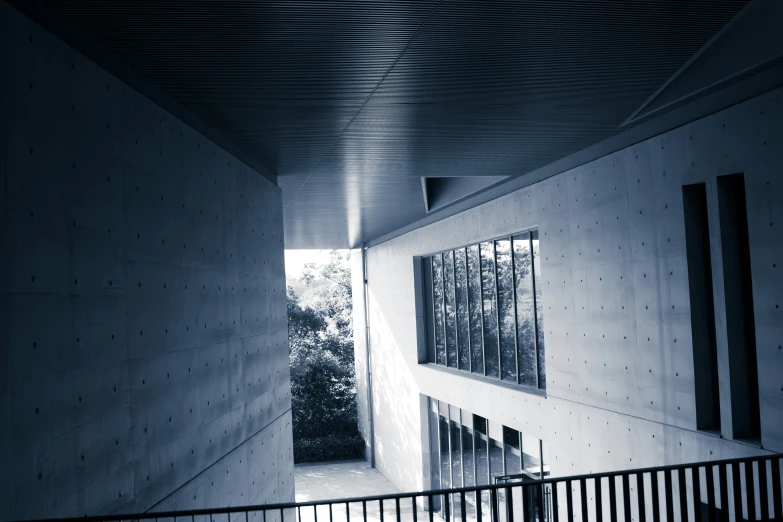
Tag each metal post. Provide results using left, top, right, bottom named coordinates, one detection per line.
left=361, top=244, right=376, bottom=467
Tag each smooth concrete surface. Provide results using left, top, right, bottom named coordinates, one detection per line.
left=294, top=461, right=415, bottom=522
left=356, top=85, right=783, bottom=504
left=0, top=3, right=293, bottom=520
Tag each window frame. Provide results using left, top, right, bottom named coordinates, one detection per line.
left=420, top=228, right=545, bottom=393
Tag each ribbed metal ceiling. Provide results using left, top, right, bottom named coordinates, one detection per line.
left=39, top=0, right=749, bottom=248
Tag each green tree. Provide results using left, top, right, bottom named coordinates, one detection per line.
left=287, top=250, right=358, bottom=442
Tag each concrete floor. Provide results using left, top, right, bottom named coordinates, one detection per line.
left=293, top=460, right=417, bottom=522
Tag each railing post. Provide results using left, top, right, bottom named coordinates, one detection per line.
left=746, top=461, right=757, bottom=521
left=579, top=479, right=588, bottom=522
left=621, top=474, right=631, bottom=522
left=566, top=480, right=574, bottom=522
left=490, top=488, right=498, bottom=522
left=759, top=458, right=769, bottom=521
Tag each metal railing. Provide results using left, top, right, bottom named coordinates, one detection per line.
left=18, top=454, right=783, bottom=522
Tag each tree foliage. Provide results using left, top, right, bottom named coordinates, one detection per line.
left=287, top=250, right=357, bottom=441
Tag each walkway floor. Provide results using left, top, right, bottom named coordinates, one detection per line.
left=294, top=460, right=415, bottom=522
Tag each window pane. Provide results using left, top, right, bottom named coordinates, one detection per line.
left=488, top=435, right=504, bottom=480
left=480, top=242, right=499, bottom=378
left=432, top=254, right=446, bottom=365
left=439, top=408, right=451, bottom=487
left=502, top=426, right=521, bottom=476
left=513, top=234, right=537, bottom=387
left=450, top=416, right=462, bottom=488
left=443, top=251, right=458, bottom=368
left=532, top=230, right=546, bottom=389
left=429, top=401, right=441, bottom=490
left=467, top=245, right=484, bottom=374
left=495, top=239, right=516, bottom=381
left=454, top=248, right=471, bottom=371
left=461, top=424, right=475, bottom=487
left=521, top=434, right=541, bottom=476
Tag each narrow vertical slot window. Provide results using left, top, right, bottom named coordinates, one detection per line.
left=717, top=173, right=760, bottom=440
left=682, top=182, right=721, bottom=431
left=495, top=239, right=517, bottom=381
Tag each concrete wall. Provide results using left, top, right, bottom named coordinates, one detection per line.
left=0, top=3, right=294, bottom=520
left=359, top=86, right=783, bottom=494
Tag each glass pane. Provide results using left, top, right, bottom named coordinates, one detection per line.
left=439, top=409, right=451, bottom=488
left=432, top=254, right=446, bottom=365
left=467, top=245, right=484, bottom=374
left=532, top=230, right=546, bottom=389
left=454, top=248, right=471, bottom=371
left=495, top=239, right=516, bottom=381
left=429, top=401, right=441, bottom=490
left=521, top=434, right=541, bottom=477
left=461, top=424, right=475, bottom=487
left=443, top=250, right=458, bottom=368
left=513, top=234, right=537, bottom=387
left=480, top=242, right=499, bottom=378
left=502, top=426, right=521, bottom=476
left=542, top=440, right=551, bottom=478
left=450, top=417, right=462, bottom=488
left=488, top=435, right=504, bottom=480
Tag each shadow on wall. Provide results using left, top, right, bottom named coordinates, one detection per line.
left=367, top=286, right=425, bottom=493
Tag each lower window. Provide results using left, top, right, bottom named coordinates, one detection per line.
left=427, top=397, right=550, bottom=520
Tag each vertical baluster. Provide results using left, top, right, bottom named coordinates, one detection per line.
left=397, top=498, right=402, bottom=522
left=428, top=495, right=434, bottom=522
left=445, top=492, right=451, bottom=522
left=719, top=464, right=729, bottom=522
left=329, top=504, right=333, bottom=522
left=772, top=457, right=782, bottom=522
left=677, top=468, right=688, bottom=522
left=759, top=459, right=769, bottom=521
left=621, top=474, right=631, bottom=522
left=346, top=502, right=350, bottom=522
left=280, top=507, right=284, bottom=522
left=315, top=504, right=318, bottom=522
left=594, top=477, right=603, bottom=522
left=636, top=473, right=646, bottom=522
left=380, top=499, right=384, bottom=522
left=566, top=480, right=574, bottom=522
left=363, top=501, right=367, bottom=522
left=746, top=461, right=757, bottom=522
left=477, top=489, right=483, bottom=522
left=490, top=489, right=498, bottom=522
left=246, top=510, right=249, bottom=522
left=580, top=479, right=588, bottom=522
left=503, top=489, right=510, bottom=522
left=413, top=496, right=418, bottom=522
left=608, top=475, right=618, bottom=522
left=552, top=482, right=560, bottom=522
left=665, top=470, right=674, bottom=522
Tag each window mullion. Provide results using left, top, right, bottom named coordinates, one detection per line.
left=529, top=235, right=540, bottom=389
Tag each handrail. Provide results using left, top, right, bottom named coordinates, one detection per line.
left=13, top=453, right=783, bottom=522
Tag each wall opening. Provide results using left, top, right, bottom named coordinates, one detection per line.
left=716, top=173, right=760, bottom=440
left=682, top=182, right=721, bottom=432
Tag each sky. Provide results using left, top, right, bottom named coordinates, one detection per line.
left=284, top=249, right=335, bottom=281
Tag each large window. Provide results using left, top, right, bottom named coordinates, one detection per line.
left=422, top=231, right=545, bottom=391
left=427, top=397, right=550, bottom=520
